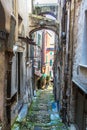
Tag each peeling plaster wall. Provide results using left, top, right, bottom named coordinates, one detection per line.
left=69, top=0, right=87, bottom=128
left=72, top=0, right=87, bottom=92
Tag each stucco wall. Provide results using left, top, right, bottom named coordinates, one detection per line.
left=72, top=0, right=87, bottom=92
left=18, top=0, right=32, bottom=36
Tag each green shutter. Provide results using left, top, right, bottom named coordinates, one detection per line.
left=38, top=34, right=41, bottom=46
left=50, top=60, right=52, bottom=66
left=50, top=51, right=52, bottom=55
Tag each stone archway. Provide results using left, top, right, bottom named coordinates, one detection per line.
left=29, top=26, right=59, bottom=38
left=29, top=14, right=59, bottom=37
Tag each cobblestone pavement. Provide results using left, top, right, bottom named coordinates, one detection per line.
left=12, top=86, right=69, bottom=130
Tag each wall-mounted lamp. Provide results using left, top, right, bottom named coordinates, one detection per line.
left=13, top=44, right=25, bottom=54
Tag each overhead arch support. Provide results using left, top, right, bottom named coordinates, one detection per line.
left=29, top=26, right=58, bottom=37
left=29, top=14, right=59, bottom=37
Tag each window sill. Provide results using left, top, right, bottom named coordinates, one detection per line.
left=79, top=64, right=87, bottom=68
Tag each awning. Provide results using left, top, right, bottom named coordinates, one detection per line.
left=0, top=0, right=12, bottom=33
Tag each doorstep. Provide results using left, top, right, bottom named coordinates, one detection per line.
left=16, top=103, right=28, bottom=122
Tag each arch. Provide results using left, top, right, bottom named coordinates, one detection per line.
left=29, top=14, right=59, bottom=38
left=29, top=26, right=59, bottom=38
left=39, top=11, right=57, bottom=19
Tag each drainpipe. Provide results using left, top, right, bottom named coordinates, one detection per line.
left=68, top=0, right=76, bottom=124
left=66, top=0, right=71, bottom=125
left=71, top=0, right=76, bottom=78
left=70, top=0, right=76, bottom=123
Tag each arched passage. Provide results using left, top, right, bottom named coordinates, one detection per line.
left=28, top=13, right=59, bottom=82
left=29, top=26, right=59, bottom=38
left=28, top=13, right=59, bottom=71
left=29, top=14, right=59, bottom=38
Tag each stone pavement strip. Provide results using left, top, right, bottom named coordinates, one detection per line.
left=12, top=86, right=69, bottom=130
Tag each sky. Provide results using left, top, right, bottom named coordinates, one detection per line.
left=34, top=0, right=58, bottom=5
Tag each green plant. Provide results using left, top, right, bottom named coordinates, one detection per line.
left=46, top=75, right=50, bottom=84
left=40, top=77, right=46, bottom=87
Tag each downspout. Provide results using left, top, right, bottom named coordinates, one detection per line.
left=68, top=0, right=76, bottom=124
left=71, top=0, right=76, bottom=78
left=67, top=0, right=71, bottom=124
left=70, top=0, right=76, bottom=123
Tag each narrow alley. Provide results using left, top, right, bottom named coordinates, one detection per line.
left=12, top=86, right=68, bottom=130
left=0, top=0, right=87, bottom=130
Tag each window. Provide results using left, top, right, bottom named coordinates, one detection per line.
left=38, top=61, right=40, bottom=69
left=50, top=60, right=52, bottom=66
left=50, top=51, right=53, bottom=55
left=18, top=14, right=23, bottom=36
left=38, top=34, right=41, bottom=46
left=82, top=11, right=87, bottom=65
left=50, top=71, right=52, bottom=77
left=12, top=0, right=16, bottom=15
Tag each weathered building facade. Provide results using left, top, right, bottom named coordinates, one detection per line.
left=0, top=1, right=16, bottom=129
left=70, top=0, right=87, bottom=129
left=53, top=0, right=87, bottom=129
left=0, top=0, right=33, bottom=129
